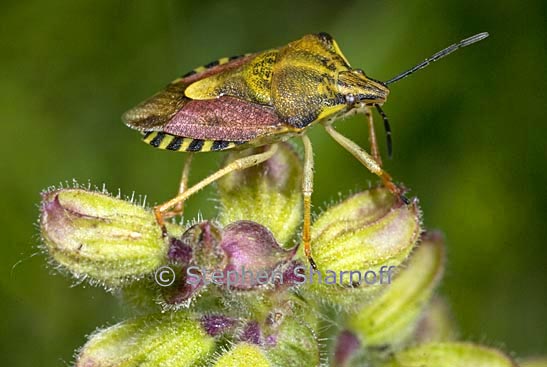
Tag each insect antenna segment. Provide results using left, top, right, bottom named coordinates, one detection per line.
left=375, top=32, right=489, bottom=161
left=385, top=32, right=489, bottom=86
left=374, top=104, right=392, bottom=159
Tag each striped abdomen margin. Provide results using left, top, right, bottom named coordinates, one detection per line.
left=142, top=131, right=246, bottom=152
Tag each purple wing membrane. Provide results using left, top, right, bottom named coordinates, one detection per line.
left=164, top=96, right=285, bottom=141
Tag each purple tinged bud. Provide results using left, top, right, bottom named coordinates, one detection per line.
left=220, top=220, right=293, bottom=290
left=241, top=321, right=262, bottom=345
left=334, top=330, right=362, bottom=367
left=218, top=142, right=303, bottom=245
left=40, top=189, right=168, bottom=287
left=168, top=237, right=193, bottom=264
left=160, top=224, right=220, bottom=308
left=161, top=270, right=202, bottom=307
left=265, top=335, right=277, bottom=347
left=275, top=260, right=306, bottom=288
left=200, top=315, right=237, bottom=337
left=183, top=221, right=224, bottom=268
left=160, top=219, right=297, bottom=305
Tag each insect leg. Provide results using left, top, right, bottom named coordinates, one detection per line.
left=324, top=124, right=409, bottom=204
left=162, top=153, right=194, bottom=220
left=301, top=135, right=317, bottom=270
left=365, top=106, right=383, bottom=167
left=154, top=144, right=279, bottom=235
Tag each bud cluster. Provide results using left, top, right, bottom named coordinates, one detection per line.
left=39, top=142, right=522, bottom=366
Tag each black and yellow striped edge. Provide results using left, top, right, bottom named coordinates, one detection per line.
left=142, top=131, right=246, bottom=152
left=181, top=53, right=252, bottom=78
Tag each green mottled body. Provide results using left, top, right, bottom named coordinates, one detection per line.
left=123, top=32, right=389, bottom=153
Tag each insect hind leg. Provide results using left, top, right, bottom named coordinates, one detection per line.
left=161, top=153, right=194, bottom=221
left=301, top=135, right=317, bottom=270
left=154, top=145, right=279, bottom=235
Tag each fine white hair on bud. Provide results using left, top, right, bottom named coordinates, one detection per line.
left=347, top=232, right=446, bottom=350
left=76, top=312, right=215, bottom=367
left=39, top=141, right=522, bottom=366
left=299, top=187, right=422, bottom=308
left=40, top=189, right=169, bottom=287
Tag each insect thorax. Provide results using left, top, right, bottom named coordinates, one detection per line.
left=270, top=34, right=353, bottom=129
left=184, top=33, right=354, bottom=130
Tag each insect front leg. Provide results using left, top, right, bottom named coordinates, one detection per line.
left=301, top=135, right=317, bottom=270
left=154, top=144, right=279, bottom=236
left=161, top=153, right=194, bottom=221
left=323, top=124, right=409, bottom=204
left=365, top=107, right=383, bottom=166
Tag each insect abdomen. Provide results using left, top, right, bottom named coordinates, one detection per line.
left=142, top=131, right=243, bottom=152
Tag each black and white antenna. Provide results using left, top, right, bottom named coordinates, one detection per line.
left=385, top=32, right=489, bottom=86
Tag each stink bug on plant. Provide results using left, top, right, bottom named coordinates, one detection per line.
left=123, top=32, right=488, bottom=268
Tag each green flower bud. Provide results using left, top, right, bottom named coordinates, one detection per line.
left=300, top=188, right=421, bottom=307
left=381, top=342, right=518, bottom=367
left=413, top=296, right=457, bottom=344
left=40, top=189, right=171, bottom=287
left=347, top=232, right=445, bottom=349
left=264, top=312, right=320, bottom=367
left=118, top=279, right=161, bottom=314
left=214, top=343, right=271, bottom=367
left=218, top=142, right=303, bottom=246
left=76, top=312, right=214, bottom=367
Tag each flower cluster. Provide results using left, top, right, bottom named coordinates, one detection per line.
left=40, top=143, right=524, bottom=366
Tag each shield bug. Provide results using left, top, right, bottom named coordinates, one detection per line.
left=123, top=32, right=488, bottom=268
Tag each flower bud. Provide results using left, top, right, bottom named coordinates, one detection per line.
left=118, top=279, right=162, bottom=313
left=76, top=312, right=214, bottom=367
left=263, top=311, right=320, bottom=367
left=333, top=330, right=363, bottom=367
left=347, top=232, right=445, bottom=349
left=213, top=343, right=270, bottom=367
left=177, top=221, right=223, bottom=268
left=381, top=342, right=518, bottom=367
left=40, top=189, right=170, bottom=287
left=217, top=142, right=303, bottom=245
left=200, top=314, right=237, bottom=337
left=157, top=220, right=294, bottom=308
left=157, top=221, right=224, bottom=308
left=300, top=188, right=421, bottom=307
left=220, top=220, right=294, bottom=290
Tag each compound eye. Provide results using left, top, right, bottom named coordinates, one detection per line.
left=345, top=94, right=356, bottom=105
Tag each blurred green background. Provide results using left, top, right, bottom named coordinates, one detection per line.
left=1, top=0, right=545, bottom=365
